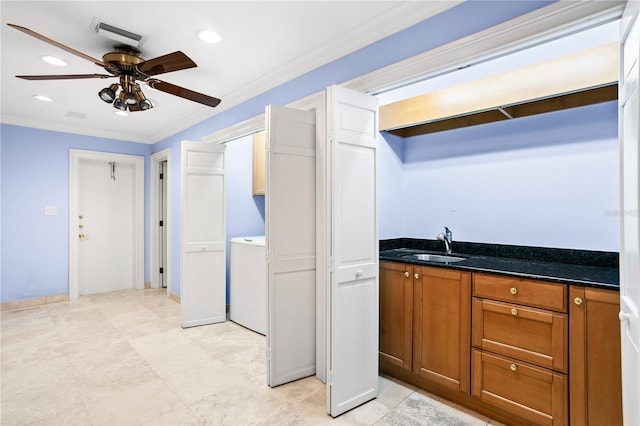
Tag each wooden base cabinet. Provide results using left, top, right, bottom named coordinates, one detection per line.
left=569, top=286, right=623, bottom=426
left=379, top=262, right=471, bottom=393
left=379, top=263, right=623, bottom=426
left=472, top=273, right=568, bottom=426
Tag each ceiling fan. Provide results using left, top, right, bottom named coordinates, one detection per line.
left=7, top=23, right=221, bottom=112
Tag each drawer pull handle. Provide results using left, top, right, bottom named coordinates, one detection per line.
left=510, top=363, right=517, bottom=372
left=511, top=308, right=518, bottom=316
left=414, top=273, right=420, bottom=280
left=404, top=272, right=410, bottom=278
left=510, top=287, right=518, bottom=295
left=574, top=297, right=583, bottom=306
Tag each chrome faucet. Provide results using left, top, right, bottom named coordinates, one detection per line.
left=436, top=227, right=453, bottom=255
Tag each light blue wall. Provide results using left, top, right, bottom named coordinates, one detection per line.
left=1, top=1, right=555, bottom=302
left=377, top=133, right=405, bottom=239
left=0, top=124, right=151, bottom=302
left=377, top=101, right=619, bottom=251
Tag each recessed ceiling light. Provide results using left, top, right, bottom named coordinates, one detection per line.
left=33, top=95, right=54, bottom=102
left=41, top=55, right=68, bottom=67
left=197, top=29, right=222, bottom=44
left=114, top=110, right=129, bottom=117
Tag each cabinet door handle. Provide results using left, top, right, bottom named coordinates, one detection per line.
left=574, top=297, right=583, bottom=305
left=510, top=287, right=518, bottom=295
left=414, top=273, right=420, bottom=280
left=510, top=363, right=517, bottom=372
left=511, top=308, right=518, bottom=316
left=404, top=271, right=410, bottom=278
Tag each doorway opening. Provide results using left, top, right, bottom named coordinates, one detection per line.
left=151, top=149, right=172, bottom=295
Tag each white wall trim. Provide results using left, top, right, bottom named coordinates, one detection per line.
left=68, top=149, right=145, bottom=300
left=150, top=148, right=172, bottom=295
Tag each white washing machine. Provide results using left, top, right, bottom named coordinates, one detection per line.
left=229, top=236, right=266, bottom=335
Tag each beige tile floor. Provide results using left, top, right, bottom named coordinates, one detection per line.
left=1, top=289, right=499, bottom=425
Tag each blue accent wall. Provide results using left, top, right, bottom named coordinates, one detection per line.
left=0, top=124, right=150, bottom=302
left=377, top=101, right=619, bottom=251
left=1, top=1, right=555, bottom=302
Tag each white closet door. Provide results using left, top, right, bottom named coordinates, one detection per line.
left=619, top=2, right=640, bottom=425
left=180, top=141, right=226, bottom=328
left=326, top=85, right=379, bottom=416
left=266, top=105, right=317, bottom=386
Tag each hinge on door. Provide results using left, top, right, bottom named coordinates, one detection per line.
left=267, top=348, right=271, bottom=361
left=159, top=173, right=164, bottom=180
left=327, top=371, right=334, bottom=385
left=159, top=220, right=164, bottom=227
left=159, top=267, right=164, bottom=274
left=328, top=257, right=335, bottom=273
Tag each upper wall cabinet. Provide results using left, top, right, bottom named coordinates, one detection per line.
left=379, top=43, right=619, bottom=137
left=253, top=131, right=266, bottom=196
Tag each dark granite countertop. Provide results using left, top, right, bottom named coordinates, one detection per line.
left=380, top=238, right=619, bottom=290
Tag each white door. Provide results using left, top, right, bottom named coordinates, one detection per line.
left=78, top=160, right=135, bottom=295
left=180, top=141, right=226, bottom=328
left=69, top=150, right=144, bottom=300
left=619, top=2, right=640, bottom=425
left=326, top=85, right=379, bottom=416
left=266, top=105, right=317, bottom=386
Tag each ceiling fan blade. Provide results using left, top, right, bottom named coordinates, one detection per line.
left=147, top=79, right=221, bottom=107
left=137, top=51, right=196, bottom=76
left=8, top=23, right=105, bottom=67
left=16, top=73, right=112, bottom=80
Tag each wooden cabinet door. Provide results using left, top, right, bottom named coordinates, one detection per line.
left=413, top=266, right=471, bottom=393
left=379, top=261, right=413, bottom=371
left=569, top=286, right=622, bottom=426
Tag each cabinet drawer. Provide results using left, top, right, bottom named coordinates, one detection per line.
left=473, top=273, right=567, bottom=312
left=472, top=349, right=568, bottom=426
left=472, top=298, right=567, bottom=372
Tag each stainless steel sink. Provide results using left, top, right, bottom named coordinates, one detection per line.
left=404, top=253, right=467, bottom=263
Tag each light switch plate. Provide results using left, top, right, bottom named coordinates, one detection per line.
left=44, top=206, right=57, bottom=216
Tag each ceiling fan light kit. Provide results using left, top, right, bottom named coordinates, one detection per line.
left=8, top=22, right=222, bottom=114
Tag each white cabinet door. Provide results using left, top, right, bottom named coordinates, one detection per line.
left=620, top=2, right=640, bottom=425
left=326, top=85, right=379, bottom=417
left=266, top=105, right=317, bottom=386
left=180, top=141, right=226, bottom=328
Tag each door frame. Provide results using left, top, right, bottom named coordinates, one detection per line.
left=68, top=149, right=145, bottom=300
left=150, top=148, right=172, bottom=293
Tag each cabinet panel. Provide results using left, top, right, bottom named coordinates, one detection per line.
left=252, top=131, right=266, bottom=195
left=472, top=349, right=567, bottom=426
left=472, top=298, right=568, bottom=372
left=474, top=273, right=567, bottom=312
left=413, top=266, right=471, bottom=393
left=379, top=261, right=412, bottom=370
left=569, top=286, right=622, bottom=426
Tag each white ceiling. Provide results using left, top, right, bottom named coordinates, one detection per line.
left=0, top=1, right=458, bottom=144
